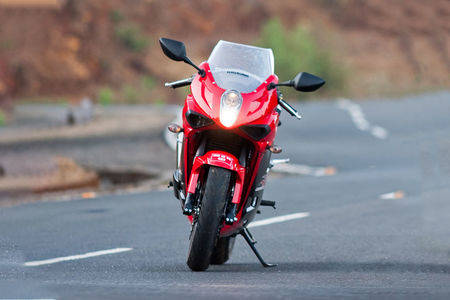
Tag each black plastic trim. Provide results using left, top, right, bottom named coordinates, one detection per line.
left=185, top=110, right=214, bottom=128
left=240, top=124, right=271, bottom=141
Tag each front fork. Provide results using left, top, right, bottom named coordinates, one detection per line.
left=176, top=132, right=183, bottom=170
left=171, top=132, right=185, bottom=205
left=171, top=131, right=246, bottom=222
left=183, top=151, right=246, bottom=222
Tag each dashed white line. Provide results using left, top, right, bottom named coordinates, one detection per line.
left=248, top=212, right=310, bottom=228
left=379, top=190, right=405, bottom=200
left=371, top=125, right=388, bottom=139
left=23, top=212, right=310, bottom=267
left=337, top=98, right=389, bottom=139
left=24, top=247, right=133, bottom=267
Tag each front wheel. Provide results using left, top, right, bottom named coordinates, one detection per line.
left=187, top=166, right=231, bottom=271
left=210, top=236, right=236, bottom=265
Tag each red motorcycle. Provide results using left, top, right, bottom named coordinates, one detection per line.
left=160, top=38, right=325, bottom=271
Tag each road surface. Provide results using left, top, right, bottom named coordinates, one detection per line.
left=1, top=91, right=449, bottom=299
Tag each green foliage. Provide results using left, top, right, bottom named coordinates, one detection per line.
left=0, top=40, right=14, bottom=51
left=97, top=76, right=159, bottom=104
left=122, top=85, right=139, bottom=103
left=58, top=98, right=69, bottom=106
left=141, top=75, right=155, bottom=90
left=0, top=110, right=5, bottom=126
left=109, top=9, right=124, bottom=23
left=115, top=22, right=149, bottom=53
left=259, top=19, right=346, bottom=99
left=97, top=87, right=114, bottom=106
left=153, top=98, right=166, bottom=106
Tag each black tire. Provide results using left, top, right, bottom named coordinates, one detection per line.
left=187, top=166, right=231, bottom=271
left=210, top=236, right=236, bottom=265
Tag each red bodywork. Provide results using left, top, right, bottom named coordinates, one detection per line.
left=182, top=62, right=280, bottom=236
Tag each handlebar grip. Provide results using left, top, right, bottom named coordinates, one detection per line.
left=165, top=76, right=194, bottom=89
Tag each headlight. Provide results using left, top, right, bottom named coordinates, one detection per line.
left=220, top=90, right=242, bottom=127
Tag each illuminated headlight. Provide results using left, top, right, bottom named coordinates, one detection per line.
left=220, top=90, right=242, bottom=127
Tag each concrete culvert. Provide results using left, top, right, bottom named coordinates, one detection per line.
left=94, top=168, right=157, bottom=187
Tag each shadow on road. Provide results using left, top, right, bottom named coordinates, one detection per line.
left=207, top=261, right=450, bottom=274
left=138, top=260, right=450, bottom=274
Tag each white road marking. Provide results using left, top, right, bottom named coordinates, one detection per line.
left=248, top=212, right=310, bottom=228
left=271, top=163, right=336, bottom=177
left=379, top=190, right=405, bottom=200
left=23, top=248, right=133, bottom=267
left=337, top=98, right=389, bottom=139
left=371, top=125, right=388, bottom=139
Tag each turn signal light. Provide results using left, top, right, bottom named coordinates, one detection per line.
left=168, top=123, right=183, bottom=133
left=268, top=145, right=282, bottom=154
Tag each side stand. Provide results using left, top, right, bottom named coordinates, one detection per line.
left=239, top=227, right=277, bottom=268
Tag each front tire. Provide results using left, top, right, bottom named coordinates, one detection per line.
left=187, top=166, right=231, bottom=271
left=210, top=236, right=236, bottom=265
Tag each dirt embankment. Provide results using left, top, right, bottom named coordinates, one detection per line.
left=0, top=0, right=449, bottom=104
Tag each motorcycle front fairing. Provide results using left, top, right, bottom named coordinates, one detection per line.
left=180, top=61, right=280, bottom=236
left=187, top=63, right=279, bottom=130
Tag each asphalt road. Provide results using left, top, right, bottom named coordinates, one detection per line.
left=1, top=91, right=449, bottom=299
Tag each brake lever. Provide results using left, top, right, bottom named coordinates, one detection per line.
left=279, top=99, right=302, bottom=120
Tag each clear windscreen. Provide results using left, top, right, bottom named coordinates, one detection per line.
left=208, top=40, right=274, bottom=93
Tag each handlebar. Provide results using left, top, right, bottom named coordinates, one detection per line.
left=164, top=76, right=194, bottom=89
left=165, top=78, right=301, bottom=119
left=279, top=98, right=302, bottom=119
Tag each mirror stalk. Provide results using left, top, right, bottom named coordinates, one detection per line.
left=159, top=38, right=206, bottom=77
left=267, top=81, right=293, bottom=90
left=268, top=72, right=325, bottom=92
left=184, top=57, right=206, bottom=77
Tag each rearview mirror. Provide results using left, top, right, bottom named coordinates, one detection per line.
left=159, top=38, right=187, bottom=62
left=159, top=37, right=206, bottom=77
left=292, top=72, right=325, bottom=92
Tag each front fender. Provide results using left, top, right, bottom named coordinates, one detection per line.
left=187, top=151, right=245, bottom=205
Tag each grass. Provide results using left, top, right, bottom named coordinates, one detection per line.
left=96, top=75, right=160, bottom=104
left=0, top=110, right=5, bottom=126
left=153, top=98, right=166, bottom=106
left=121, top=85, right=139, bottom=103
left=258, top=19, right=347, bottom=99
left=97, top=87, right=114, bottom=106
left=16, top=97, right=69, bottom=105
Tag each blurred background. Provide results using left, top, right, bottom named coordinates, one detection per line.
left=0, top=0, right=449, bottom=204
